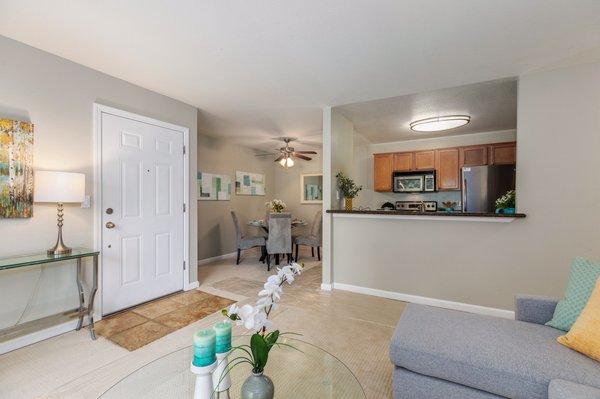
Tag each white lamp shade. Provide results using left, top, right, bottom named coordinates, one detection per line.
left=34, top=171, right=85, bottom=203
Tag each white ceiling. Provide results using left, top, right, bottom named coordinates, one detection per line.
left=1, top=0, right=599, bottom=150
left=337, top=78, right=518, bottom=143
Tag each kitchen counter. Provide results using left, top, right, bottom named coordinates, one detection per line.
left=326, top=209, right=526, bottom=222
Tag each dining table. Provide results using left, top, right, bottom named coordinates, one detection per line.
left=247, top=217, right=307, bottom=264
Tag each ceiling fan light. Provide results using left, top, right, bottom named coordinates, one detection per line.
left=286, top=157, right=294, bottom=167
left=410, top=115, right=470, bottom=132
left=279, top=157, right=287, bottom=166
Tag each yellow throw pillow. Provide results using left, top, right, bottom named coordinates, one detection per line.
left=557, top=277, right=600, bottom=362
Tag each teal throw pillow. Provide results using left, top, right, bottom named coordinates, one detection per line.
left=546, top=258, right=600, bottom=331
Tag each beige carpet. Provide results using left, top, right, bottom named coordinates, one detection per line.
left=0, top=248, right=405, bottom=398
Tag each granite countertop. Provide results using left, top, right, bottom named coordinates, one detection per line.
left=326, top=209, right=526, bottom=218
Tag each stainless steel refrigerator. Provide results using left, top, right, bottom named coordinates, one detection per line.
left=461, top=165, right=516, bottom=213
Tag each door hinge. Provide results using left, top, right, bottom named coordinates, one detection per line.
left=183, top=146, right=186, bottom=155
left=183, top=203, right=186, bottom=212
left=183, top=261, right=186, bottom=270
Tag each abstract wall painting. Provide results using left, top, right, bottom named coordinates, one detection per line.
left=197, top=172, right=231, bottom=201
left=235, top=171, right=265, bottom=196
left=0, top=119, right=34, bottom=218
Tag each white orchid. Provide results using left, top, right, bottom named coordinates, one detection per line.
left=252, top=311, right=272, bottom=332
left=259, top=275, right=283, bottom=300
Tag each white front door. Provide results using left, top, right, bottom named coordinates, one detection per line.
left=101, top=111, right=185, bottom=315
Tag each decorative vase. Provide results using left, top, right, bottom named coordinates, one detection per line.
left=495, top=207, right=515, bottom=214
left=240, top=372, right=274, bottom=399
left=344, top=197, right=353, bottom=211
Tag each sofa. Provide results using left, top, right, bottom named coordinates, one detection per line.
left=389, top=296, right=600, bottom=399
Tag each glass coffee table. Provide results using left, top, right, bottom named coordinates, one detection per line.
left=100, top=337, right=365, bottom=398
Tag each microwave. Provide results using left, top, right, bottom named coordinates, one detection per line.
left=393, top=172, right=436, bottom=193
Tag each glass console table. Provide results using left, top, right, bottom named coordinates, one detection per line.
left=0, top=248, right=100, bottom=340
left=99, top=337, right=365, bottom=398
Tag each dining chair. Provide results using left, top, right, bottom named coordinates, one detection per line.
left=293, top=210, right=322, bottom=262
left=231, top=211, right=266, bottom=265
left=265, top=213, right=292, bottom=270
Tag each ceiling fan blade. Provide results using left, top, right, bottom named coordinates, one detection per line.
left=274, top=154, right=285, bottom=162
left=293, top=153, right=312, bottom=161
left=294, top=150, right=317, bottom=154
left=255, top=152, right=277, bottom=157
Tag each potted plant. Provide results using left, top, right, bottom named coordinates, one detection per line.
left=335, top=172, right=362, bottom=211
left=220, top=263, right=303, bottom=399
left=266, top=199, right=286, bottom=213
left=495, top=190, right=516, bottom=214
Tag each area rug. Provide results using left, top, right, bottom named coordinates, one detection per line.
left=94, top=290, right=235, bottom=351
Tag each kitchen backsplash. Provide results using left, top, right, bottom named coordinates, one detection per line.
left=372, top=191, right=462, bottom=210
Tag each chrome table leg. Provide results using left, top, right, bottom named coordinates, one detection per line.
left=75, top=258, right=85, bottom=330
left=87, top=254, right=99, bottom=340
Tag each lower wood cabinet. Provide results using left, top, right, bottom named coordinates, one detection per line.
left=374, top=153, right=393, bottom=192
left=435, top=148, right=460, bottom=190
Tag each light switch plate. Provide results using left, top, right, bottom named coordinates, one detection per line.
left=81, top=195, right=91, bottom=208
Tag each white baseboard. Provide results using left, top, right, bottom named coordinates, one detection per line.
left=184, top=281, right=200, bottom=291
left=0, top=319, right=80, bottom=355
left=320, top=283, right=332, bottom=291
left=332, top=282, right=514, bottom=319
left=197, top=252, right=237, bottom=266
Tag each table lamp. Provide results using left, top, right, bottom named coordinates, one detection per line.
left=34, top=171, right=85, bottom=255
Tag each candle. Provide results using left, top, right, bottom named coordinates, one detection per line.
left=213, top=320, right=232, bottom=354
left=193, top=329, right=216, bottom=367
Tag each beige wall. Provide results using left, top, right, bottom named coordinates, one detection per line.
left=274, top=152, right=323, bottom=235
left=331, top=61, right=600, bottom=311
left=196, top=135, right=275, bottom=261
left=0, top=36, right=198, bottom=328
left=197, top=134, right=324, bottom=261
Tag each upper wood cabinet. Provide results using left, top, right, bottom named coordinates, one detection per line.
left=435, top=148, right=460, bottom=190
left=460, top=145, right=488, bottom=167
left=374, top=153, right=393, bottom=192
left=373, top=141, right=516, bottom=193
left=490, top=142, right=516, bottom=165
left=393, top=152, right=413, bottom=172
left=414, top=150, right=436, bottom=170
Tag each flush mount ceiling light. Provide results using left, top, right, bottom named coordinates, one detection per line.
left=410, top=115, right=471, bottom=132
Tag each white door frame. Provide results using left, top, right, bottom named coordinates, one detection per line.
left=93, top=103, right=190, bottom=319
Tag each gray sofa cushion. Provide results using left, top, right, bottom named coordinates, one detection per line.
left=390, top=304, right=600, bottom=399
left=549, top=379, right=600, bottom=399
left=394, top=366, right=504, bottom=399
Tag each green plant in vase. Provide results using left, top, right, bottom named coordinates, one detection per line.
left=495, top=190, right=516, bottom=214
left=336, top=172, right=362, bottom=211
left=219, top=263, right=304, bottom=399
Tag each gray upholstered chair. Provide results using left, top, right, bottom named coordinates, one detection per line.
left=231, top=211, right=266, bottom=265
left=265, top=213, right=292, bottom=270
left=294, top=211, right=322, bottom=262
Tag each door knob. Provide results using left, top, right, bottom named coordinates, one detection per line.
left=105, top=221, right=116, bottom=229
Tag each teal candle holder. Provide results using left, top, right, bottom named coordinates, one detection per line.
left=193, top=329, right=216, bottom=367
left=213, top=320, right=232, bottom=354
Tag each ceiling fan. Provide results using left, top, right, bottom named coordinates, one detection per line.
left=260, top=138, right=317, bottom=168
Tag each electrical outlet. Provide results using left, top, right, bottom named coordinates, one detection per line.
left=81, top=195, right=91, bottom=208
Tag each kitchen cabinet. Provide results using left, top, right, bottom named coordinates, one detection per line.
left=435, top=148, right=460, bottom=190
left=414, top=150, right=436, bottom=170
left=373, top=141, right=516, bottom=192
left=490, top=142, right=516, bottom=165
left=393, top=152, right=413, bottom=172
left=460, top=145, right=488, bottom=166
left=374, top=153, right=393, bottom=192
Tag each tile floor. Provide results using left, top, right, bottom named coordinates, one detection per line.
left=95, top=291, right=234, bottom=351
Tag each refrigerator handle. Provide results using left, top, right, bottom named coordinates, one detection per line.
left=462, top=178, right=468, bottom=212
